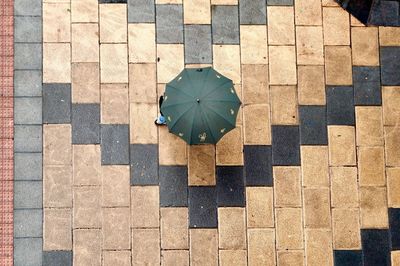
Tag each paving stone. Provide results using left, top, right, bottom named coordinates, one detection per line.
left=131, top=229, right=160, bottom=265
left=130, top=144, right=158, bottom=185
left=239, top=0, right=267, bottom=24
left=72, top=63, right=100, bottom=103
left=351, top=27, right=379, bottom=66
left=361, top=229, right=391, bottom=266
left=14, top=0, right=42, bottom=16
left=43, top=251, right=72, bottom=266
left=43, top=125, right=72, bottom=166
left=353, top=66, right=381, bottom=106
left=218, top=208, right=246, bottom=249
left=101, top=84, right=129, bottom=124
left=14, top=209, right=42, bottom=238
left=14, top=16, right=42, bottom=43
left=325, top=46, right=352, bottom=85
left=358, top=147, right=386, bottom=187
left=269, top=45, right=297, bottom=85
left=72, top=104, right=100, bottom=144
left=43, top=84, right=71, bottom=124
left=305, top=229, right=333, bottom=266
left=162, top=250, right=189, bottom=266
left=303, top=188, right=331, bottom=228
left=73, top=187, right=101, bottom=228
left=212, top=5, right=240, bottom=44
left=389, top=208, right=400, bottom=250
left=184, top=25, right=212, bottom=64
left=332, top=208, right=362, bottom=249
left=102, top=207, right=130, bottom=250
left=387, top=168, right=400, bottom=208
left=43, top=208, right=72, bottom=250
left=355, top=106, right=384, bottom=146
left=244, top=145, right=273, bottom=186
left=102, top=165, right=130, bottom=207
left=240, top=25, right=268, bottom=64
left=160, top=207, right=189, bottom=249
left=381, top=47, right=400, bottom=86
left=270, top=85, right=298, bottom=125
left=100, top=43, right=128, bottom=83
left=14, top=97, right=42, bottom=125
left=299, top=105, right=327, bottom=145
left=268, top=6, right=295, bottom=45
left=216, top=166, right=245, bottom=207
left=333, top=250, right=363, bottom=266
left=277, top=251, right=304, bottom=266
left=294, top=0, right=322, bottom=25
left=300, top=146, right=329, bottom=187
left=14, top=153, right=42, bottom=181
left=272, top=126, right=300, bottom=166
left=159, top=166, right=188, bottom=207
left=73, top=229, right=102, bottom=266
left=267, top=0, right=294, bottom=5
left=14, top=43, right=42, bottom=70
left=188, top=145, right=216, bottom=186
left=128, top=24, right=156, bottom=63
left=100, top=124, right=129, bottom=165
left=274, top=167, right=301, bottom=207
left=14, top=238, right=42, bottom=266
left=99, top=0, right=128, bottom=4
left=103, top=251, right=131, bottom=266
left=219, top=250, right=246, bottom=266
left=14, top=70, right=42, bottom=97
left=275, top=208, right=303, bottom=249
left=243, top=105, right=271, bottom=145
left=14, top=125, right=42, bottom=152
left=328, top=126, right=356, bottom=166
left=156, top=4, right=183, bottom=44
left=369, top=0, right=400, bottom=26
left=360, top=187, right=388, bottom=228
left=156, top=44, right=185, bottom=83
left=189, top=186, right=217, bottom=228
left=72, top=23, right=100, bottom=62
left=190, top=229, right=218, bottom=265
left=44, top=165, right=72, bottom=208
left=131, top=186, right=159, bottom=228
left=128, top=0, right=155, bottom=23
left=248, top=229, right=276, bottom=265
left=330, top=167, right=358, bottom=208
left=246, top=187, right=274, bottom=228
left=297, top=66, right=325, bottom=105
left=326, top=86, right=355, bottom=125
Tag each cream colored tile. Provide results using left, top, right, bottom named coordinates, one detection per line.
left=243, top=105, right=271, bottom=145
left=129, top=63, right=157, bottom=103
left=247, top=229, right=276, bottom=266
left=101, top=84, right=129, bottom=124
left=157, top=44, right=184, bottom=83
left=44, top=165, right=72, bottom=208
left=355, top=106, right=384, bottom=146
left=360, top=187, right=389, bottom=228
left=161, top=250, right=189, bottom=266
left=102, top=165, right=130, bottom=207
left=388, top=168, right=400, bottom=208
left=73, top=145, right=101, bottom=186
left=296, top=26, right=324, bottom=65
left=242, top=64, right=269, bottom=105
left=303, top=188, right=331, bottom=229
left=190, top=229, right=218, bottom=266
left=379, top=27, right=400, bottom=46
left=103, top=251, right=131, bottom=266
left=271, top=86, right=298, bottom=125
left=160, top=208, right=189, bottom=249
left=325, top=45, right=352, bottom=85
left=102, top=207, right=130, bottom=250
left=301, top=146, right=329, bottom=187
left=328, top=126, right=356, bottom=166
left=100, top=44, right=128, bottom=83
left=323, top=7, right=350, bottom=45
left=274, top=167, right=301, bottom=207
left=71, top=63, right=100, bottom=103
left=43, top=208, right=72, bottom=250
left=297, top=65, right=326, bottom=105
left=43, top=43, right=71, bottom=83
left=219, top=250, right=247, bottom=266
left=295, top=0, right=322, bottom=25
left=305, top=229, right=334, bottom=266
left=73, top=187, right=102, bottom=228
left=277, top=251, right=304, bottom=266
left=43, top=3, right=70, bottom=42
left=218, top=208, right=246, bottom=250
left=382, top=86, right=400, bottom=126
left=128, top=24, right=156, bottom=63
left=384, top=126, right=400, bottom=166
left=275, top=208, right=303, bottom=250
left=392, top=251, right=400, bottom=266
left=159, top=126, right=187, bottom=165
left=268, top=7, right=295, bottom=45
left=43, top=124, right=72, bottom=165
left=71, top=0, right=98, bottom=23
left=131, top=186, right=159, bottom=228
left=330, top=167, right=359, bottom=208
left=269, top=46, right=297, bottom=85
left=211, top=0, right=237, bottom=4
left=71, top=23, right=99, bottom=62
left=213, top=45, right=241, bottom=84
left=216, top=126, right=243, bottom=165
left=99, top=4, right=127, bottom=43
left=358, top=146, right=385, bottom=186
left=184, top=0, right=210, bottom=24
left=246, top=187, right=274, bottom=228
left=73, top=229, right=102, bottom=266
left=132, top=229, right=160, bottom=265
left=188, top=145, right=216, bottom=186
left=332, top=208, right=361, bottom=250
left=157, top=0, right=182, bottom=3
left=351, top=27, right=379, bottom=66
left=240, top=25, right=268, bottom=64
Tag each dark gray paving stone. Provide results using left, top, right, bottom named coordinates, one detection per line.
left=239, top=0, right=267, bottom=24
left=369, top=0, right=399, bottom=26
left=130, top=144, right=158, bottom=185
left=272, top=126, right=300, bottom=166
left=14, top=209, right=42, bottom=238
left=189, top=186, right=217, bottom=228
left=159, top=166, right=188, bottom=207
left=326, top=86, right=355, bottom=125
left=212, top=5, right=240, bottom=44
left=380, top=46, right=400, bottom=86
left=72, top=104, right=100, bottom=144
left=43, top=251, right=73, bottom=266
left=299, top=105, right=328, bottom=145
left=389, top=208, right=400, bottom=250
left=216, top=166, right=245, bottom=207
left=100, top=124, right=129, bottom=165
left=267, top=0, right=294, bottom=5
left=353, top=66, right=381, bottom=106
left=14, top=238, right=42, bottom=266
left=361, top=229, right=391, bottom=266
left=14, top=70, right=42, bottom=97
left=156, top=4, right=183, bottom=44
left=14, top=153, right=42, bottom=181
left=43, top=84, right=71, bottom=124
left=14, top=16, right=42, bottom=43
left=14, top=181, right=42, bottom=209
left=14, top=0, right=42, bottom=16
left=14, top=97, right=42, bottom=125
left=334, top=250, right=363, bottom=266
left=184, top=25, right=212, bottom=64
left=128, top=0, right=155, bottom=23
left=14, top=125, right=42, bottom=152
left=99, top=0, right=127, bottom=3
left=14, top=43, right=42, bottom=70
left=244, top=145, right=273, bottom=186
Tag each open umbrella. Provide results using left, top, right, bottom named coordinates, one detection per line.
left=161, top=67, right=241, bottom=145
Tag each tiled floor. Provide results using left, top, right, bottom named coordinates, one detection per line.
left=9, top=0, right=400, bottom=265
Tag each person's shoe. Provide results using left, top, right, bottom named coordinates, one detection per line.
left=154, top=116, right=166, bottom=125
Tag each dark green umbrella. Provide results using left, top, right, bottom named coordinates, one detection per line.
left=161, top=67, right=241, bottom=145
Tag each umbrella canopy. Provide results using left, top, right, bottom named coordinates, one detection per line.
left=161, top=67, right=241, bottom=145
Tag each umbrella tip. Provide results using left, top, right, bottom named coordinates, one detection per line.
left=196, top=98, right=200, bottom=103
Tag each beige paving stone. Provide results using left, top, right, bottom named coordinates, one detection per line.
left=73, top=186, right=102, bottom=228
left=330, top=167, right=359, bottom=208
left=190, top=229, right=218, bottom=266
left=355, top=107, right=384, bottom=146
left=325, top=46, right=352, bottom=85
left=160, top=208, right=189, bottom=250
left=240, top=25, right=268, bottom=64
left=157, top=44, right=184, bottom=83
left=295, top=0, right=322, bottom=25
left=216, top=126, right=244, bottom=165
left=103, top=251, right=131, bottom=266
left=323, top=7, right=350, bottom=45
left=71, top=63, right=100, bottom=103
left=267, top=7, right=295, bottom=45
left=159, top=126, right=187, bottom=165
left=102, top=207, right=130, bottom=250
left=218, top=207, right=246, bottom=250
left=130, top=103, right=158, bottom=144
left=73, top=229, right=102, bottom=266
left=379, top=27, right=400, bottom=46
left=43, top=43, right=71, bottom=83
left=271, top=86, right=298, bottom=125
left=132, top=229, right=160, bottom=265
left=303, top=188, right=331, bottom=229
left=211, top=0, right=237, bottom=4
left=129, top=63, right=157, bottom=103
left=72, top=145, right=101, bottom=186
left=131, top=186, right=159, bottom=228
left=128, top=24, right=156, bottom=63
left=242, top=64, right=269, bottom=105
left=360, top=187, right=389, bottom=228
left=99, top=4, right=127, bottom=43
left=382, top=86, right=400, bottom=126
left=385, top=126, right=400, bottom=166
left=297, top=65, right=326, bottom=105
left=296, top=26, right=324, bottom=65
left=43, top=124, right=71, bottom=165
left=161, top=250, right=189, bottom=266
left=269, top=46, right=297, bottom=85
left=247, top=229, right=275, bottom=266
left=392, top=251, right=400, bottom=266
left=219, top=250, right=247, bottom=266
left=71, top=23, right=99, bottom=63
left=246, top=187, right=274, bottom=228
left=328, top=126, right=356, bottom=166
left=188, top=145, right=216, bottom=186
left=243, top=105, right=271, bottom=145
left=332, top=208, right=361, bottom=250
left=43, top=208, right=72, bottom=250
left=43, top=3, right=70, bottom=42
left=184, top=0, right=210, bottom=24
left=305, top=229, right=334, bottom=266
left=275, top=208, right=303, bottom=250
left=274, top=167, right=301, bottom=207
left=101, top=84, right=129, bottom=124
left=102, top=165, right=130, bottom=207
left=213, top=45, right=241, bottom=84
left=322, top=0, right=340, bottom=6
left=44, top=165, right=72, bottom=208
left=277, top=250, right=304, bottom=266
left=387, top=168, right=400, bottom=208
left=301, top=146, right=329, bottom=187
left=351, top=27, right=379, bottom=66
left=71, top=0, right=98, bottom=23
left=157, top=0, right=182, bottom=3
left=100, top=44, right=128, bottom=83
left=358, top=146, right=385, bottom=186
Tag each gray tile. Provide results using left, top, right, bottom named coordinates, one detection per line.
left=14, top=16, right=42, bottom=43
left=43, top=84, right=71, bottom=124
left=239, top=0, right=267, bottom=24
left=184, top=25, right=212, bottom=64
left=43, top=251, right=73, bottom=266
left=101, top=124, right=129, bottom=165
left=14, top=153, right=42, bottom=181
left=14, top=209, right=42, bottom=238
left=353, top=66, right=381, bottom=106
left=14, top=97, right=42, bottom=125
left=14, top=181, right=43, bottom=209
left=14, top=125, right=42, bottom=152
left=380, top=46, right=400, bottom=86
left=159, top=166, right=188, bottom=207
left=267, top=0, right=294, bottom=5
left=14, top=43, right=42, bottom=70
left=14, top=0, right=42, bottom=16
left=156, top=4, right=183, bottom=44
left=14, top=70, right=42, bottom=97
left=212, top=5, right=240, bottom=44
left=72, top=104, right=100, bottom=144
left=128, top=0, right=155, bottom=23
left=130, top=144, right=158, bottom=185
left=14, top=238, right=43, bottom=266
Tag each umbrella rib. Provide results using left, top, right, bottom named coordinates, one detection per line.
left=202, top=104, right=237, bottom=128
left=161, top=100, right=194, bottom=109
left=200, top=107, right=218, bottom=143
left=200, top=80, right=232, bottom=100
left=188, top=106, right=199, bottom=144
left=166, top=84, right=195, bottom=99
left=198, top=68, right=212, bottom=96
left=169, top=104, right=196, bottom=131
